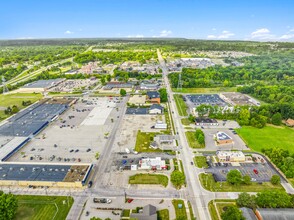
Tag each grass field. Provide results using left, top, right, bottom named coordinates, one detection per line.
left=188, top=201, right=196, bottom=220
left=174, top=94, right=188, bottom=116
left=181, top=118, right=191, bottom=125
left=129, top=174, right=169, bottom=187
left=199, top=173, right=284, bottom=192
left=157, top=209, right=170, bottom=220
left=172, top=87, right=237, bottom=94
left=135, top=131, right=161, bottom=152
left=208, top=200, right=237, bottom=220
left=236, top=125, right=294, bottom=154
left=0, top=93, right=43, bottom=121
left=172, top=200, right=187, bottom=220
left=14, top=195, right=74, bottom=220
left=185, top=131, right=205, bottom=148
left=194, top=156, right=209, bottom=168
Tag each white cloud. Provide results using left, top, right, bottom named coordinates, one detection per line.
left=159, top=30, right=172, bottom=37
left=279, top=34, right=294, bottom=40
left=206, top=30, right=235, bottom=39
left=218, top=30, right=235, bottom=39
left=64, top=30, right=74, bottom=34
left=207, top=35, right=217, bottom=39
left=152, top=30, right=172, bottom=38
left=212, top=28, right=217, bottom=31
left=250, top=28, right=274, bottom=39
left=290, top=29, right=294, bottom=32
left=127, top=34, right=144, bottom=38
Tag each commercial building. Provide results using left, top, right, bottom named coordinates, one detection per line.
left=153, top=121, right=167, bottom=129
left=216, top=151, right=245, bottom=162
left=146, top=91, right=160, bottom=104
left=215, top=131, right=233, bottom=145
left=0, top=163, right=93, bottom=188
left=126, top=108, right=149, bottom=115
left=140, top=83, right=159, bottom=91
left=0, top=98, right=75, bottom=161
left=103, top=82, right=133, bottom=90
left=195, top=118, right=219, bottom=126
left=155, top=135, right=173, bottom=144
left=138, top=157, right=167, bottom=170
left=18, top=79, right=65, bottom=93
left=149, top=104, right=164, bottom=114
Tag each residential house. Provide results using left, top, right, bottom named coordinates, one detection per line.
left=147, top=91, right=160, bottom=104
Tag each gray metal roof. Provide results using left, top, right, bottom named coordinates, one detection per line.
left=0, top=164, right=72, bottom=182
left=258, top=208, right=294, bottom=220
left=0, top=102, right=68, bottom=137
left=22, top=79, right=64, bottom=89
left=240, top=208, right=257, bottom=220
left=126, top=108, right=148, bottom=115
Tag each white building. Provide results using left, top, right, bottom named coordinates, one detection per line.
left=216, top=151, right=245, bottom=162
left=138, top=157, right=167, bottom=170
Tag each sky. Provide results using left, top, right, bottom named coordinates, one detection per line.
left=0, top=0, right=294, bottom=41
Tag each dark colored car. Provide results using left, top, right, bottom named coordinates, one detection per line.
left=88, top=181, right=93, bottom=188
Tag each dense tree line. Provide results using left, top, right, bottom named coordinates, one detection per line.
left=74, top=51, right=157, bottom=64
left=238, top=84, right=294, bottom=104
left=262, top=148, right=294, bottom=178
left=169, top=51, right=294, bottom=88
left=114, top=69, right=162, bottom=81
left=237, top=190, right=294, bottom=209
left=0, top=191, right=18, bottom=220
left=196, top=103, right=294, bottom=128
left=0, top=45, right=85, bottom=66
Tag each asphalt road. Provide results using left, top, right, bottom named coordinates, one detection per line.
left=157, top=49, right=213, bottom=220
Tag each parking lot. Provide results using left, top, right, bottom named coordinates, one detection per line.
left=205, top=155, right=284, bottom=182
left=48, top=79, right=98, bottom=92
left=201, top=128, right=248, bottom=151
left=8, top=97, right=122, bottom=163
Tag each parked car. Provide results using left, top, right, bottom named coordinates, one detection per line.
left=190, top=162, right=194, bottom=165
left=253, top=169, right=259, bottom=174
left=93, top=198, right=112, bottom=204
left=88, top=181, right=93, bottom=188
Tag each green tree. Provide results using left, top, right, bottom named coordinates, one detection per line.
left=0, top=191, right=18, bottom=220
left=238, top=109, right=250, bottom=125
left=159, top=88, right=168, bottom=102
left=100, top=76, right=106, bottom=85
left=106, top=74, right=111, bottom=82
left=90, top=218, right=102, bottom=220
left=171, top=170, right=185, bottom=189
left=226, top=170, right=242, bottom=185
left=256, top=190, right=292, bottom=208
left=120, top=89, right=127, bottom=96
left=243, top=175, right=251, bottom=185
left=271, top=113, right=282, bottom=125
left=270, top=175, right=281, bottom=185
left=221, top=206, right=245, bottom=220
left=236, top=192, right=256, bottom=209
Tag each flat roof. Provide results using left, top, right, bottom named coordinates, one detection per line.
left=216, top=132, right=232, bottom=140
left=0, top=163, right=90, bottom=182
left=22, top=79, right=64, bottom=89
left=187, top=94, right=227, bottom=106
left=0, top=101, right=68, bottom=137
left=258, top=208, right=294, bottom=220
left=0, top=137, right=29, bottom=161
left=126, top=108, right=148, bottom=115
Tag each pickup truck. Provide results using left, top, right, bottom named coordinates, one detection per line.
left=93, top=198, right=112, bottom=204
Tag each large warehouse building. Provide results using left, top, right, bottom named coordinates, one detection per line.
left=0, top=163, right=93, bottom=188
left=17, top=79, right=65, bottom=93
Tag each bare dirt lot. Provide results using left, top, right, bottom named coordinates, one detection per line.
left=113, top=114, right=165, bottom=153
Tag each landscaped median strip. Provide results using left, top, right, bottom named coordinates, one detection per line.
left=128, top=173, right=169, bottom=187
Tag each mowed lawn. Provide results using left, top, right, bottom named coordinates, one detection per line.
left=129, top=174, right=169, bottom=187
left=0, top=93, right=42, bottom=107
left=236, top=126, right=294, bottom=154
left=14, top=195, right=74, bottom=220
left=0, top=93, right=42, bottom=121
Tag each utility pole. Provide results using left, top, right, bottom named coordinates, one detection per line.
left=177, top=73, right=182, bottom=91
